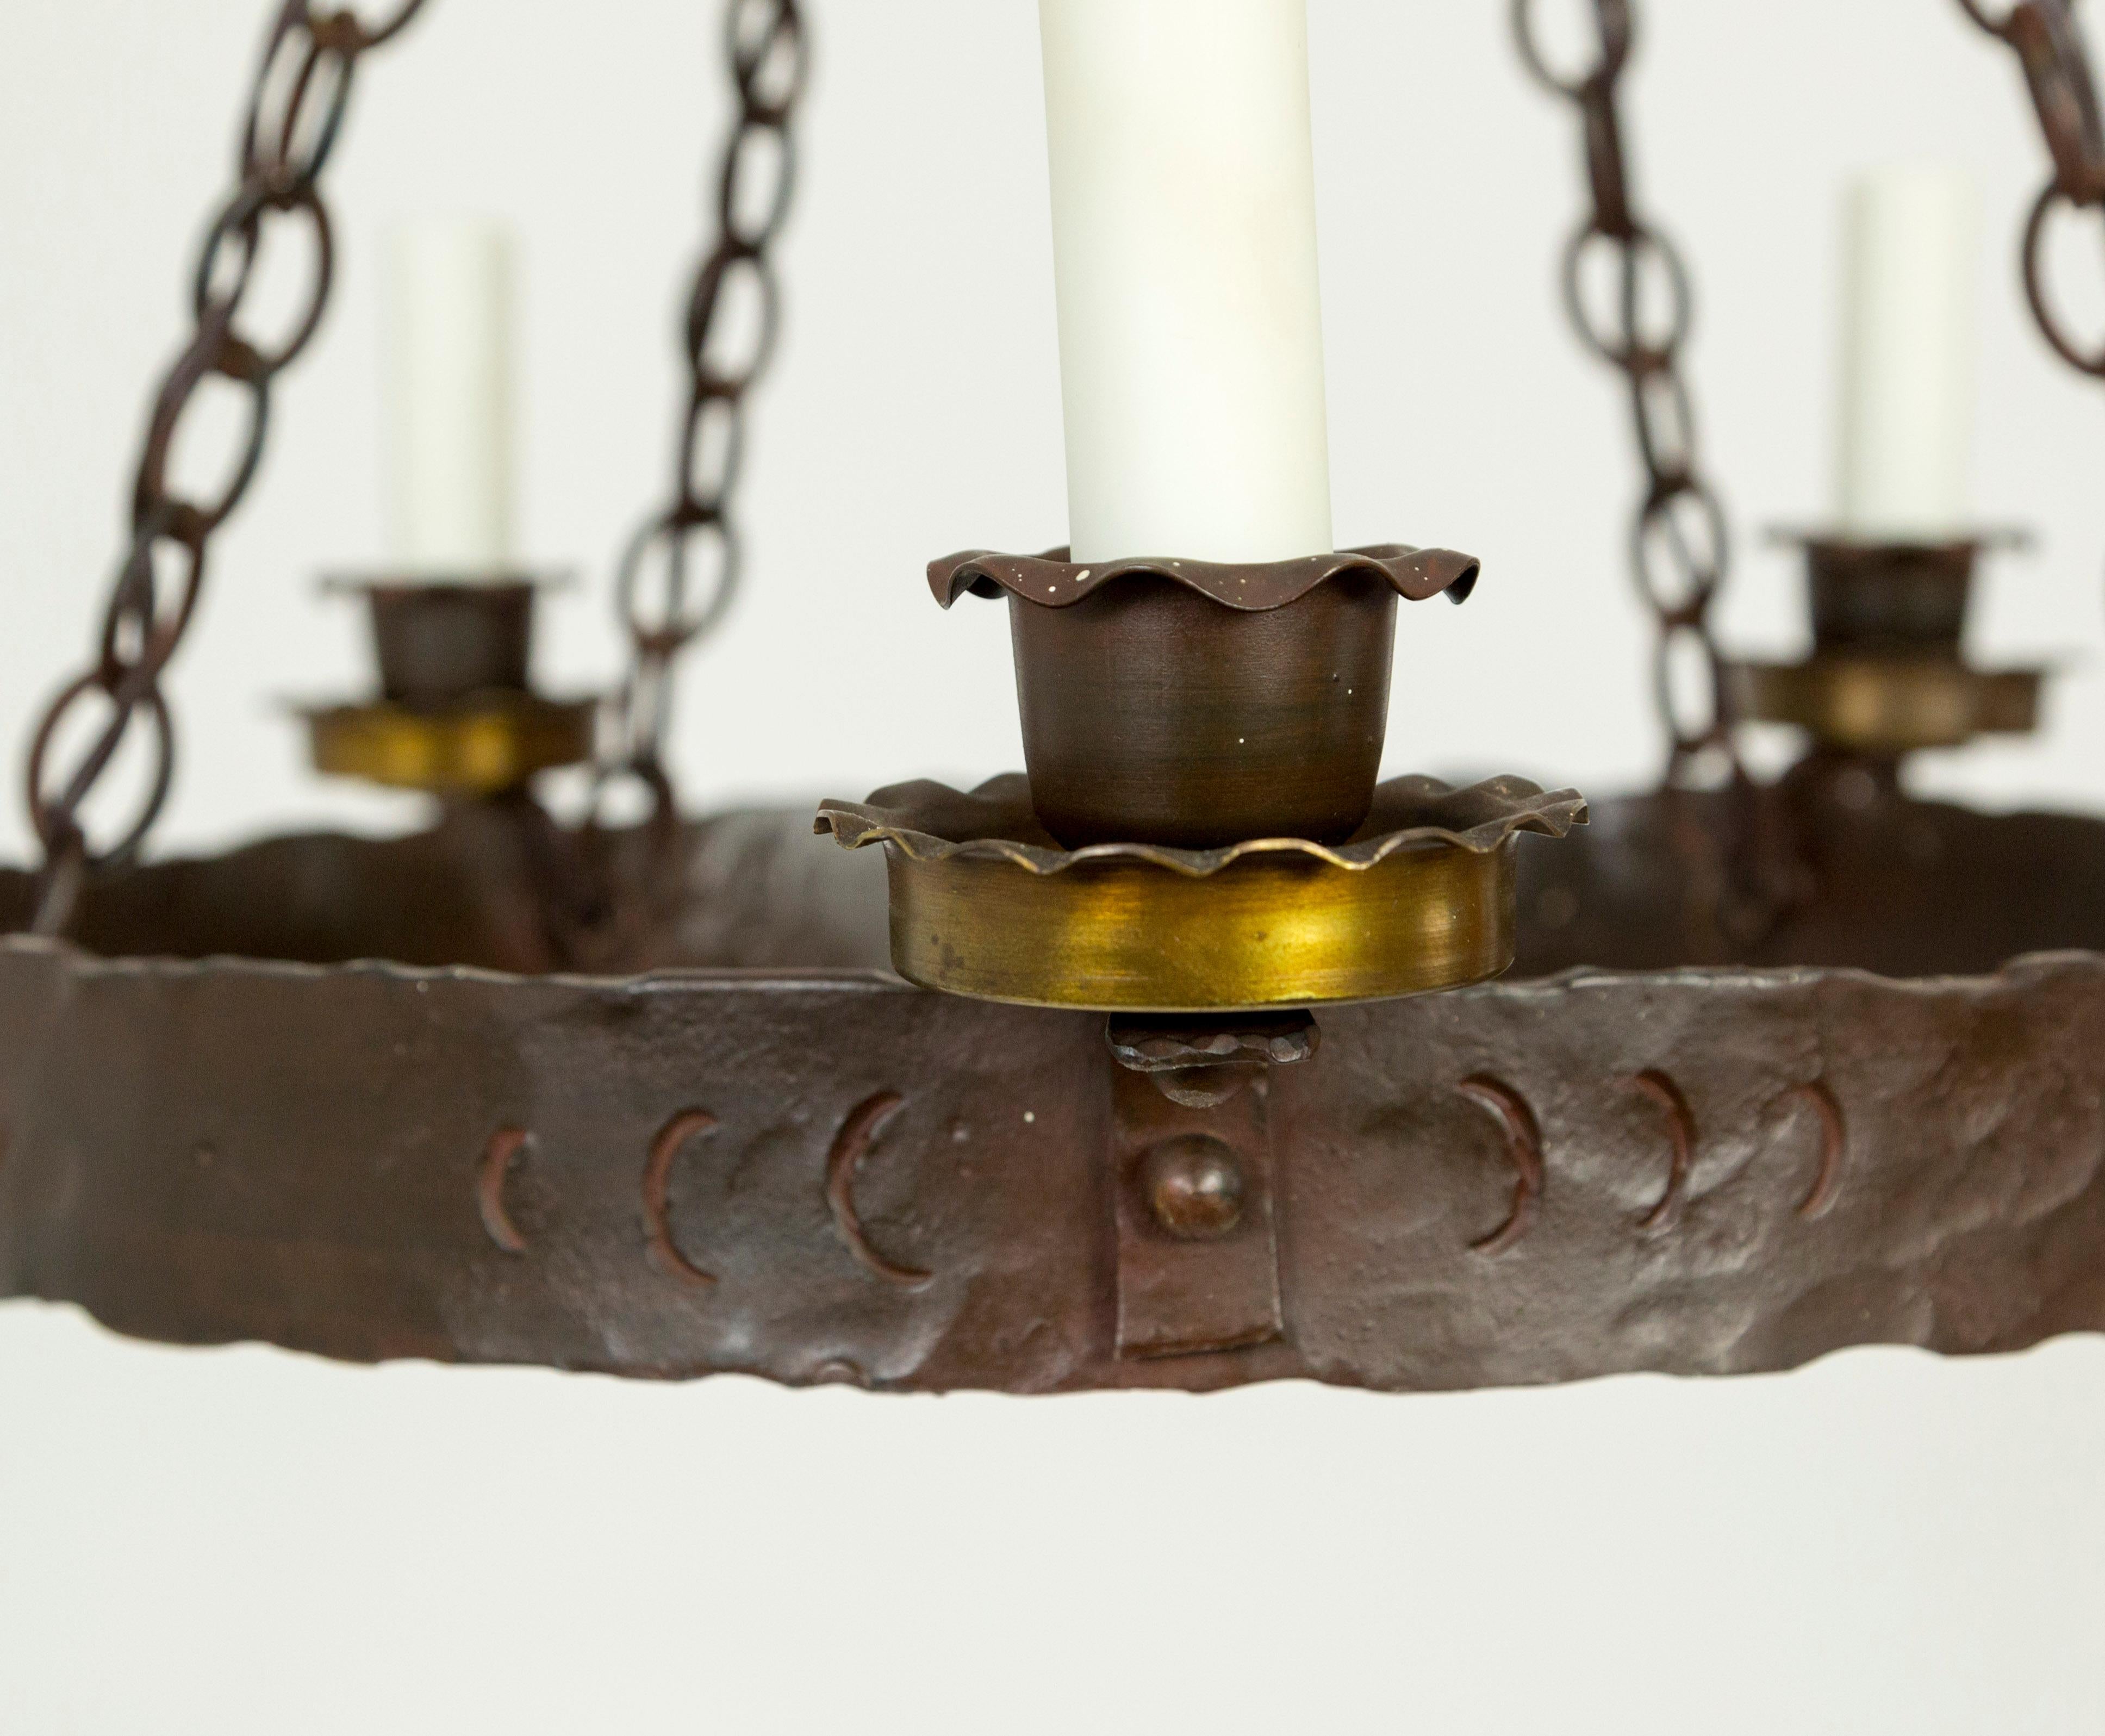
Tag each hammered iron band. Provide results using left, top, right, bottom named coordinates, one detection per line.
left=21, top=1, right=427, bottom=938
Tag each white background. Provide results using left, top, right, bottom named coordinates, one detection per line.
left=3, top=2, right=2103, bottom=1731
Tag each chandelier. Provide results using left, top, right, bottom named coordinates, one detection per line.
left=3, top=0, right=2103, bottom=1401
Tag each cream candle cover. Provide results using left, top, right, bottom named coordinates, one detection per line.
left=382, top=218, right=516, bottom=575
left=1038, top=0, right=1333, bottom=564
left=1835, top=165, right=1979, bottom=543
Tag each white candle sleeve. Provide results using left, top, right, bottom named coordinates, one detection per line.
left=382, top=219, right=516, bottom=576
left=1835, top=165, right=1979, bottom=543
left=1038, top=0, right=1334, bottom=564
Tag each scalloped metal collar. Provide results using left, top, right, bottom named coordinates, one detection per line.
left=926, top=544, right=1481, bottom=612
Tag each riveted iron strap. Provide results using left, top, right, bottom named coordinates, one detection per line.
left=601, top=0, right=808, bottom=800
left=1109, top=1051, right=1285, bottom=1360
left=20, top=1, right=427, bottom=938
left=1959, top=0, right=2105, bottom=377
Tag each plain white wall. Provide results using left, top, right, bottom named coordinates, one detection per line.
left=2, top=4, right=2103, bottom=1732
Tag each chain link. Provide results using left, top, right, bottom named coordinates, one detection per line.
left=22, top=1, right=425, bottom=936
left=1960, top=0, right=2105, bottom=376
left=600, top=0, right=807, bottom=804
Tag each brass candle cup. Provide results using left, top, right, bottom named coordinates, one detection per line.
left=928, top=546, right=1479, bottom=850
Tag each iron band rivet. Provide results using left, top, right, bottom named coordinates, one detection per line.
left=1139, top=1135, right=1246, bottom=1241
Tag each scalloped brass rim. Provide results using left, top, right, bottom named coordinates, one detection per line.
left=1728, top=656, right=2041, bottom=754
left=880, top=833, right=1516, bottom=1012
left=306, top=695, right=596, bottom=795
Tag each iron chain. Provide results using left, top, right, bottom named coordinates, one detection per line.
left=1516, top=0, right=1798, bottom=949
left=1959, top=0, right=2105, bottom=377
left=23, top=0, right=425, bottom=935
left=602, top=0, right=807, bottom=800
left=1514, top=0, right=1740, bottom=780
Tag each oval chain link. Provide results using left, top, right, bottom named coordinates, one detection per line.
left=23, top=0, right=426, bottom=936
left=602, top=0, right=807, bottom=802
left=1959, top=0, right=2105, bottom=377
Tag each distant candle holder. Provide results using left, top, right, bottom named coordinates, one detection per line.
left=929, top=545, right=1479, bottom=850
left=303, top=573, right=597, bottom=797
left=1726, top=531, right=2043, bottom=763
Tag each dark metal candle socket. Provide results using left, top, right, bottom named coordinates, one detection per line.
left=364, top=578, right=537, bottom=706
left=929, top=546, right=1479, bottom=849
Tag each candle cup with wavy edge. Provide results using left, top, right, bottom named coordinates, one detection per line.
left=928, top=545, right=1479, bottom=850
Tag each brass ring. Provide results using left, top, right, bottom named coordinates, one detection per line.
left=1727, top=656, right=2041, bottom=755
left=306, top=694, right=595, bottom=795
left=880, top=836, right=1518, bottom=1013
